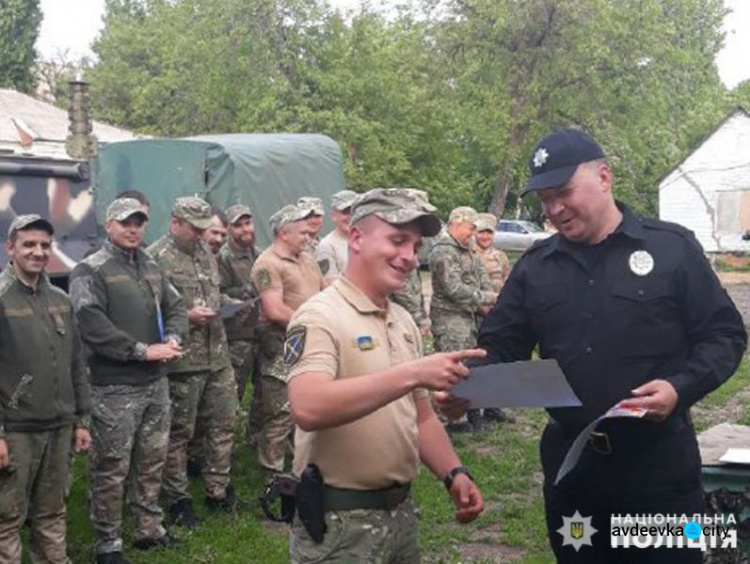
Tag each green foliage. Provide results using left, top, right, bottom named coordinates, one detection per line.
left=0, top=0, right=41, bottom=92
left=89, top=0, right=733, bottom=217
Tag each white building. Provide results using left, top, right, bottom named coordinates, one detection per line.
left=659, top=108, right=750, bottom=253
left=0, top=88, right=136, bottom=159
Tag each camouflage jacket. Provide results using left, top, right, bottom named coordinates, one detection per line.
left=429, top=231, right=494, bottom=316
left=391, top=269, right=429, bottom=331
left=0, top=266, right=90, bottom=432
left=149, top=234, right=231, bottom=373
left=217, top=238, right=260, bottom=342
left=474, top=246, right=511, bottom=294
left=69, top=240, right=187, bottom=386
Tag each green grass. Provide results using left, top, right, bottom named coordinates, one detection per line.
left=52, top=356, right=750, bottom=563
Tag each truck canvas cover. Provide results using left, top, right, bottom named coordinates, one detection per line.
left=94, top=133, right=347, bottom=247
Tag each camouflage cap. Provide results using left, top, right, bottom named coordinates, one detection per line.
left=173, top=196, right=213, bottom=230
left=448, top=206, right=479, bottom=226
left=331, top=190, right=358, bottom=212
left=476, top=212, right=498, bottom=232
left=106, top=198, right=149, bottom=222
left=349, top=188, right=441, bottom=237
left=297, top=196, right=325, bottom=216
left=7, top=214, right=54, bottom=238
left=270, top=204, right=315, bottom=233
left=226, top=204, right=253, bottom=225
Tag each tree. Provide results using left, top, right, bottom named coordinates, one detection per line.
left=435, top=0, right=730, bottom=217
left=0, top=0, right=42, bottom=92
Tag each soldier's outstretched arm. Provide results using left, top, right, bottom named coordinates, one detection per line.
left=289, top=349, right=485, bottom=432
left=69, top=264, right=150, bottom=361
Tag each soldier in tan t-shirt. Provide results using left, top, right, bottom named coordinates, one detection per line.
left=286, top=188, right=485, bottom=563
left=251, top=204, right=325, bottom=474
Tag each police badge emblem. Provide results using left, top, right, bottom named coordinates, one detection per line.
left=628, top=250, right=654, bottom=276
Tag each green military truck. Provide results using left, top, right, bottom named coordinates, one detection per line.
left=0, top=133, right=347, bottom=284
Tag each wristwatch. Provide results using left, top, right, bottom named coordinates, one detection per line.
left=443, top=466, right=474, bottom=491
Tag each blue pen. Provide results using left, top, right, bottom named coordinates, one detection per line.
left=155, top=297, right=165, bottom=341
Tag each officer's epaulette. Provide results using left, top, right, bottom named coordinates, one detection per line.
left=524, top=234, right=557, bottom=255
left=81, top=247, right=112, bottom=270
left=640, top=216, right=693, bottom=238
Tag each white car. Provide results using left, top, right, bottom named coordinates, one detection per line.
left=493, top=220, right=552, bottom=251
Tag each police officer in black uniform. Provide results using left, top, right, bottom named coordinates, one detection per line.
left=477, top=128, right=747, bottom=563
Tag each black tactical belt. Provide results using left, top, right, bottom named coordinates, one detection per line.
left=324, top=483, right=412, bottom=511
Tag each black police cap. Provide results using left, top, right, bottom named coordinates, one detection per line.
left=522, top=128, right=605, bottom=196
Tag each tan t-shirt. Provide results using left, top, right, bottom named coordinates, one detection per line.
left=316, top=229, right=348, bottom=280
left=287, top=277, right=427, bottom=489
left=251, top=247, right=325, bottom=314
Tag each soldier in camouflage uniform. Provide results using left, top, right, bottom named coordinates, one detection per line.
left=251, top=204, right=325, bottom=474
left=429, top=206, right=496, bottom=431
left=392, top=268, right=430, bottom=336
left=472, top=213, right=515, bottom=425
left=70, top=199, right=187, bottom=564
left=217, top=204, right=263, bottom=446
left=297, top=197, right=325, bottom=252
left=286, top=188, right=484, bottom=563
left=473, top=213, right=511, bottom=295
left=0, top=215, right=91, bottom=564
left=148, top=197, right=241, bottom=528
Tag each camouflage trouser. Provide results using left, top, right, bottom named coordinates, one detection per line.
left=229, top=339, right=264, bottom=446
left=89, top=379, right=170, bottom=555
left=290, top=497, right=420, bottom=563
left=0, top=426, right=73, bottom=564
left=430, top=311, right=477, bottom=353
left=431, top=312, right=477, bottom=424
left=257, top=374, right=293, bottom=473
left=164, top=366, right=238, bottom=502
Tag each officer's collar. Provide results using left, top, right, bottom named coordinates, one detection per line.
left=104, top=239, right=144, bottom=264
left=334, top=276, right=388, bottom=314
left=540, top=201, right=645, bottom=259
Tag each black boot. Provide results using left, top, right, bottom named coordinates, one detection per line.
left=205, top=484, right=246, bottom=513
left=132, top=532, right=181, bottom=550
left=467, top=409, right=489, bottom=431
left=186, top=457, right=203, bottom=478
left=169, top=498, right=201, bottom=529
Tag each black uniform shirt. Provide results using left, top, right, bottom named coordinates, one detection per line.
left=478, top=203, right=747, bottom=433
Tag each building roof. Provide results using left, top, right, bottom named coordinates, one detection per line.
left=0, top=88, right=136, bottom=146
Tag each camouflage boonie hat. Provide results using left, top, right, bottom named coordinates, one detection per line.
left=106, top=198, right=149, bottom=222
left=7, top=214, right=54, bottom=238
left=476, top=212, right=498, bottom=232
left=269, top=204, right=315, bottom=232
left=349, top=188, right=441, bottom=237
left=226, top=204, right=253, bottom=225
left=448, top=206, right=479, bottom=226
left=173, top=196, right=213, bottom=230
left=331, top=190, right=358, bottom=212
left=297, top=197, right=325, bottom=216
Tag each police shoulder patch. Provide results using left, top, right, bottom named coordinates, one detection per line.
left=284, top=325, right=307, bottom=367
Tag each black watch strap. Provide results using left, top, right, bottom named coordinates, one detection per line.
left=443, top=466, right=474, bottom=490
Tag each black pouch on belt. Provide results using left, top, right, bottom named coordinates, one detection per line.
left=296, top=463, right=327, bottom=543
